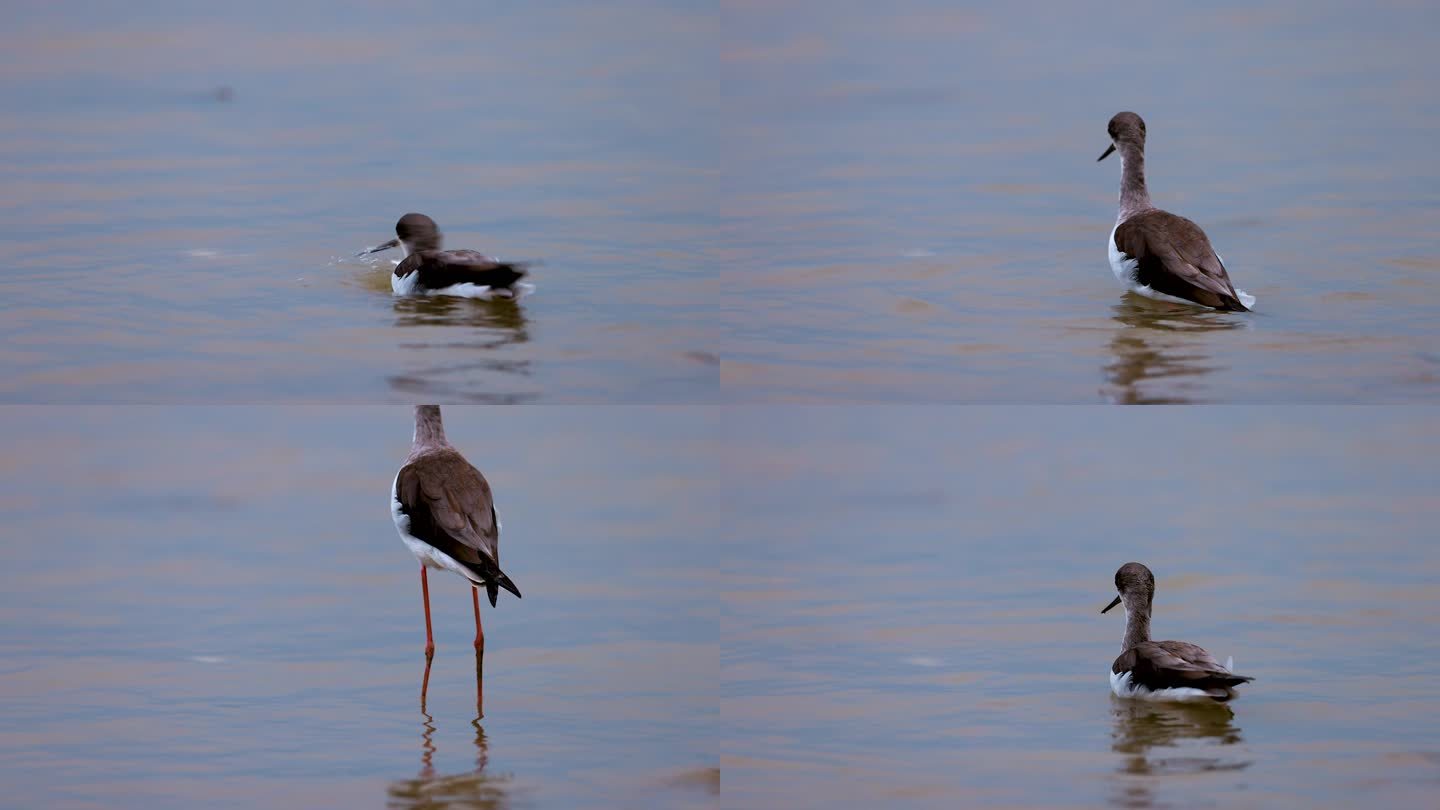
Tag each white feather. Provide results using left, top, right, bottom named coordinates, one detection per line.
left=1109, top=669, right=1214, bottom=703
left=391, top=269, right=421, bottom=295
left=391, top=272, right=534, bottom=300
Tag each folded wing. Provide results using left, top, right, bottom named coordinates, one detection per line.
left=399, top=250, right=530, bottom=290
left=395, top=453, right=521, bottom=602
left=1115, top=641, right=1254, bottom=698
left=1114, top=211, right=1249, bottom=311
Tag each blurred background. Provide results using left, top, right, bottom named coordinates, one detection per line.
left=0, top=407, right=718, bottom=809
left=722, top=407, right=1440, bottom=807
left=0, top=2, right=720, bottom=403
left=716, top=0, right=1440, bottom=402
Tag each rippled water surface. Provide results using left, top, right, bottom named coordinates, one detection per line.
left=722, top=407, right=1440, bottom=807
left=0, top=3, right=719, bottom=403
left=6, top=3, right=1437, bottom=403
left=717, top=1, right=1440, bottom=402
left=0, top=407, right=717, bottom=808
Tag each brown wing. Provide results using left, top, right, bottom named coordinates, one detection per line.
left=395, top=451, right=500, bottom=570
left=1114, top=210, right=1249, bottom=311
left=399, top=250, right=529, bottom=290
left=1155, top=640, right=1227, bottom=672
left=1115, top=641, right=1253, bottom=695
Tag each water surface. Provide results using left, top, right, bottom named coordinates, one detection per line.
left=721, top=407, right=1440, bottom=806
left=0, top=407, right=718, bottom=808
left=0, top=3, right=720, bottom=403
left=717, top=1, right=1440, bottom=402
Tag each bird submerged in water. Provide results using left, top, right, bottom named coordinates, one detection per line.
left=362, top=213, right=532, bottom=299
left=1101, top=562, right=1254, bottom=702
left=1099, top=112, right=1255, bottom=312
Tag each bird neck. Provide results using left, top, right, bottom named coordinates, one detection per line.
left=1117, top=143, right=1154, bottom=222
left=412, top=406, right=449, bottom=450
left=1122, top=603, right=1152, bottom=651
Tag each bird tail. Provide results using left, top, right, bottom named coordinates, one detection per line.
left=1215, top=292, right=1250, bottom=312
left=484, top=567, right=522, bottom=607
left=495, top=262, right=530, bottom=287
left=1211, top=670, right=1254, bottom=688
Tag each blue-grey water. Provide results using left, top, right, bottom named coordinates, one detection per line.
left=0, top=407, right=717, bottom=809
left=716, top=1, right=1440, bottom=402
left=722, top=407, right=1440, bottom=807
left=3, top=1, right=1440, bottom=808
left=5, top=2, right=1439, bottom=403
left=0, top=3, right=719, bottom=403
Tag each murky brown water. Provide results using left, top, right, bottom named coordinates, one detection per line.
left=0, top=407, right=718, bottom=809
left=721, top=407, right=1440, bottom=807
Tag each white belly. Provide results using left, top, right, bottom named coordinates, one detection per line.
left=1109, top=670, right=1213, bottom=702
left=391, top=273, right=535, bottom=300
left=427, top=282, right=497, bottom=299
left=1107, top=225, right=1135, bottom=287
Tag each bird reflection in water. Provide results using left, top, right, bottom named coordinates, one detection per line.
left=391, top=653, right=513, bottom=809
left=1102, top=296, right=1248, bottom=404
left=387, top=297, right=535, bottom=403
left=392, top=295, right=531, bottom=337
left=1108, top=698, right=1251, bottom=809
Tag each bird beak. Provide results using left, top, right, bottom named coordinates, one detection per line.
left=1097, top=143, right=1116, bottom=162
left=357, top=238, right=400, bottom=257
left=1101, top=595, right=1122, bottom=614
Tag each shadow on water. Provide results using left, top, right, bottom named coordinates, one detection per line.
left=386, top=297, right=536, bottom=403
left=390, top=655, right=515, bottom=810
left=1102, top=296, right=1248, bottom=404
left=1108, top=699, right=1251, bottom=809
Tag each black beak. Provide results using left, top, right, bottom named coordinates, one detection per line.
left=357, top=238, right=400, bottom=257
left=1101, top=595, right=1122, bottom=614
left=1097, top=143, right=1116, bottom=162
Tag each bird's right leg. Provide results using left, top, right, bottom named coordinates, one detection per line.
left=420, top=565, right=435, bottom=660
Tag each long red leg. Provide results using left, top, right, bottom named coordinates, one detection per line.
left=472, top=585, right=485, bottom=717
left=472, top=586, right=485, bottom=650
left=421, top=565, right=435, bottom=660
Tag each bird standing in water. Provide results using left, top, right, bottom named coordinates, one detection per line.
left=392, top=405, right=522, bottom=709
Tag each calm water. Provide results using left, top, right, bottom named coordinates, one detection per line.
left=0, top=3, right=720, bottom=403
left=0, top=407, right=717, bottom=809
left=717, top=1, right=1440, bottom=402
left=6, top=4, right=1439, bottom=404
left=722, top=408, right=1440, bottom=807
